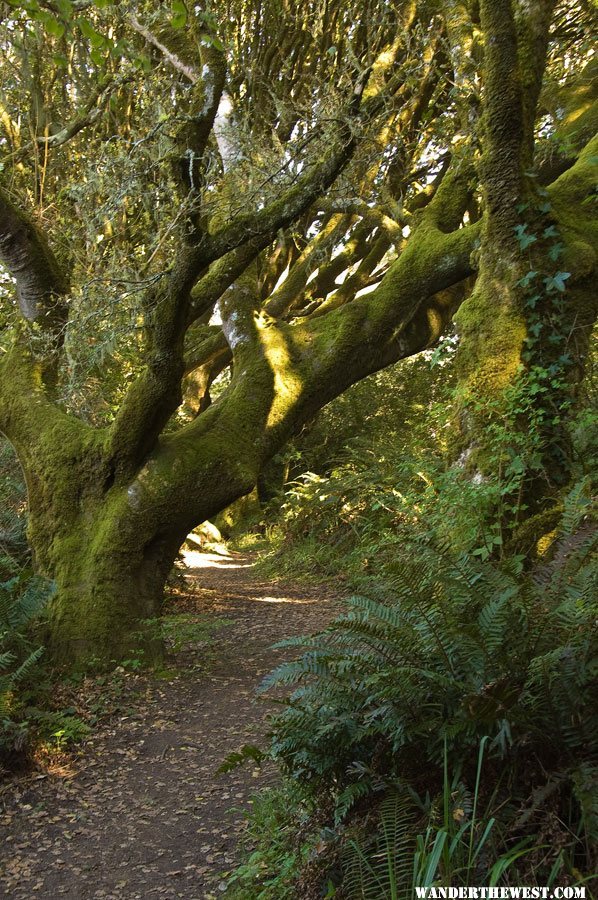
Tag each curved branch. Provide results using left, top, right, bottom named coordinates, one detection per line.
left=0, top=186, right=68, bottom=331
left=184, top=326, right=229, bottom=374
left=129, top=15, right=200, bottom=83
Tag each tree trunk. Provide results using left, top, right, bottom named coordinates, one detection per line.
left=452, top=2, right=597, bottom=552
left=257, top=455, right=289, bottom=505
left=26, top=470, right=181, bottom=666
left=40, top=520, right=177, bottom=668
left=11, top=375, right=262, bottom=667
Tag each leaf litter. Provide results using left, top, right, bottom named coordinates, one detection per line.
left=0, top=552, right=343, bottom=899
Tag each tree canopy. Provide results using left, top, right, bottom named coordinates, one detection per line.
left=0, top=0, right=596, bottom=663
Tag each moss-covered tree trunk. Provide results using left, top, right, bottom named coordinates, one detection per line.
left=19, top=425, right=257, bottom=665
left=0, top=346, right=257, bottom=666
left=455, top=0, right=552, bottom=433
left=29, top=491, right=178, bottom=666
left=4, top=377, right=171, bottom=664
left=0, top=3, right=595, bottom=666
left=453, top=0, right=598, bottom=547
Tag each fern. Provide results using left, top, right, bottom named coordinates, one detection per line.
left=560, top=478, right=594, bottom=536
left=342, top=789, right=415, bottom=900
left=264, top=541, right=598, bottom=865
left=1, top=570, right=53, bottom=759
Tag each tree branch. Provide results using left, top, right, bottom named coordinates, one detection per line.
left=105, top=60, right=419, bottom=478
left=128, top=15, right=199, bottom=83
left=0, top=186, right=68, bottom=331
left=37, top=75, right=131, bottom=150
left=184, top=326, right=229, bottom=374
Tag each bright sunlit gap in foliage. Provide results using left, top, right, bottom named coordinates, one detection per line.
left=181, top=550, right=253, bottom=569
left=252, top=596, right=316, bottom=604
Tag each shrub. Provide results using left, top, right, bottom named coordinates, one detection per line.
left=225, top=782, right=325, bottom=899
left=1, top=570, right=53, bottom=763
left=261, top=539, right=597, bottom=882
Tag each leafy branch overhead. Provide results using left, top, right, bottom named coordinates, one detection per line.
left=0, top=0, right=595, bottom=665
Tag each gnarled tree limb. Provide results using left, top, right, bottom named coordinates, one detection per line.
left=0, top=186, right=68, bottom=331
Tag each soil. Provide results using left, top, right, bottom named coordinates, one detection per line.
left=0, top=551, right=344, bottom=900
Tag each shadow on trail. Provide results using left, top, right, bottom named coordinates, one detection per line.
left=0, top=553, right=343, bottom=900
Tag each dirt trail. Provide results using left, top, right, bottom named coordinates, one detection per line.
left=0, top=552, right=344, bottom=900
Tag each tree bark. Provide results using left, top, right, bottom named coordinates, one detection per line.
left=0, top=0, right=595, bottom=665
left=19, top=423, right=254, bottom=666
left=40, top=518, right=175, bottom=667
left=453, top=0, right=596, bottom=548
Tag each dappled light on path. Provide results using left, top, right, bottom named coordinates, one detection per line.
left=181, top=550, right=317, bottom=604
left=251, top=595, right=316, bottom=604
left=181, top=549, right=254, bottom=569
left=0, top=552, right=344, bottom=899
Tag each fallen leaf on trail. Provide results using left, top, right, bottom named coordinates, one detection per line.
left=0, top=554, right=344, bottom=899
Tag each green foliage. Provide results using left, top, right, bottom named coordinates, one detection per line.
left=260, top=540, right=597, bottom=881
left=27, top=707, right=92, bottom=750
left=461, top=184, right=591, bottom=524
left=250, top=309, right=596, bottom=580
left=0, top=474, right=90, bottom=756
left=342, top=789, right=415, bottom=899
left=0, top=569, right=53, bottom=760
left=499, top=193, right=583, bottom=492
left=341, top=740, right=545, bottom=898
left=228, top=270, right=598, bottom=894
left=218, top=743, right=267, bottom=774
left=225, top=782, right=321, bottom=899
left=288, top=352, right=455, bottom=482
left=247, top=350, right=511, bottom=578
left=263, top=449, right=505, bottom=575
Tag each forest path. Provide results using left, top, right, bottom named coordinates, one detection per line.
left=0, top=551, right=344, bottom=900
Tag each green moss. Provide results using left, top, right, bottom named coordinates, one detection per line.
left=510, top=505, right=562, bottom=557
left=548, top=63, right=598, bottom=152
left=214, top=489, right=261, bottom=537
left=45, top=515, right=168, bottom=670
left=550, top=134, right=598, bottom=275
left=454, top=271, right=526, bottom=401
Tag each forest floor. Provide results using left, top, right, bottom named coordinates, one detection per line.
left=0, top=550, right=344, bottom=900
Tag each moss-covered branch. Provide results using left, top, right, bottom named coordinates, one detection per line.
left=0, top=186, right=68, bottom=330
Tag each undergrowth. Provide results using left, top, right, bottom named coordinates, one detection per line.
left=225, top=350, right=598, bottom=897
left=225, top=782, right=329, bottom=900
left=0, top=427, right=231, bottom=773
left=1, top=523, right=228, bottom=774
left=0, top=568, right=52, bottom=766
left=226, top=533, right=597, bottom=897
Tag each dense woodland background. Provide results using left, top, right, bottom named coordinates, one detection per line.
left=0, top=0, right=597, bottom=895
